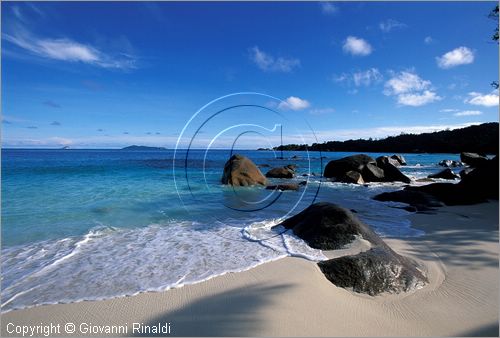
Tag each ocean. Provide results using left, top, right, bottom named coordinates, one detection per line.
left=1, top=149, right=462, bottom=312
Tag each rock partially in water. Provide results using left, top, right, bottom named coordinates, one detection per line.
left=221, top=154, right=267, bottom=186
left=460, top=152, right=488, bottom=167
left=266, top=166, right=295, bottom=179
left=265, top=183, right=299, bottom=191
left=324, top=154, right=376, bottom=179
left=338, top=170, right=365, bottom=184
left=428, top=168, right=460, bottom=180
left=390, top=154, right=407, bottom=166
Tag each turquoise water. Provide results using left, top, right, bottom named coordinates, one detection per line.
left=1, top=149, right=461, bottom=311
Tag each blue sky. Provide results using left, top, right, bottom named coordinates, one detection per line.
left=2, top=1, right=499, bottom=148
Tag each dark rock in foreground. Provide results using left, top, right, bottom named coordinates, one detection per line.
left=221, top=154, right=267, bottom=186
left=276, top=202, right=427, bottom=295
left=460, top=152, right=488, bottom=167
left=459, top=168, right=474, bottom=179
left=276, top=202, right=383, bottom=250
left=318, top=247, right=426, bottom=296
left=427, top=168, right=460, bottom=180
left=266, top=183, right=299, bottom=191
left=266, top=166, right=295, bottom=178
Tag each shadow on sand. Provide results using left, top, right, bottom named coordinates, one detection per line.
left=130, top=283, right=292, bottom=337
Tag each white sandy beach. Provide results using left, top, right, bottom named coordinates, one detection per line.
left=1, top=202, right=498, bottom=337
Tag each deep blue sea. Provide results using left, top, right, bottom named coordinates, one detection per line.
left=1, top=149, right=462, bottom=311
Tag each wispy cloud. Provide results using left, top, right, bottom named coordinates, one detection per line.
left=320, top=2, right=338, bottom=15
left=384, top=70, right=441, bottom=106
left=436, top=46, right=474, bottom=69
left=464, top=90, right=499, bottom=107
left=439, top=108, right=458, bottom=113
left=278, top=96, right=311, bottom=111
left=249, top=46, right=300, bottom=73
left=50, top=121, right=61, bottom=126
left=379, top=19, right=407, bottom=33
left=26, top=126, right=38, bottom=129
left=334, top=68, right=383, bottom=89
left=424, top=36, right=434, bottom=44
left=454, top=110, right=482, bottom=117
left=342, top=36, right=372, bottom=56
left=308, top=107, right=335, bottom=115
left=2, top=16, right=137, bottom=70
left=43, top=100, right=61, bottom=108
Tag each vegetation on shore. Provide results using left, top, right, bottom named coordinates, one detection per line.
left=273, top=122, right=499, bottom=154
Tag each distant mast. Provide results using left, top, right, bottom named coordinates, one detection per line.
left=280, top=124, right=284, bottom=159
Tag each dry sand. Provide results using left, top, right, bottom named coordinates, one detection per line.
left=2, top=202, right=498, bottom=337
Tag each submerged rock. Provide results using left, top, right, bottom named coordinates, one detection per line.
left=276, top=202, right=427, bottom=295
left=265, top=166, right=295, bottom=178
left=221, top=154, right=267, bottom=186
left=265, top=183, right=299, bottom=191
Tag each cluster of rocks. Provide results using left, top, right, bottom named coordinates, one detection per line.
left=274, top=203, right=427, bottom=295
left=323, top=154, right=410, bottom=184
left=375, top=154, right=498, bottom=211
left=221, top=154, right=305, bottom=191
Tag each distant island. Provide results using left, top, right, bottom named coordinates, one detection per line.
left=121, top=145, right=167, bottom=151
left=274, top=122, right=499, bottom=154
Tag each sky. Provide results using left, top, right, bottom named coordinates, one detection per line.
left=2, top=1, right=499, bottom=149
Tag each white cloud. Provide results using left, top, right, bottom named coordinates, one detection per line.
left=2, top=30, right=136, bottom=69
left=464, top=91, right=499, bottom=107
left=383, top=71, right=431, bottom=95
left=278, top=96, right=311, bottom=111
left=424, top=36, right=433, bottom=44
left=436, top=46, right=474, bottom=69
left=379, top=19, right=407, bottom=33
left=249, top=46, right=300, bottom=73
left=320, top=2, right=338, bottom=15
left=454, top=110, right=483, bottom=116
left=384, top=71, right=441, bottom=106
left=439, top=108, right=458, bottom=113
left=342, top=36, right=372, bottom=56
left=353, top=68, right=383, bottom=86
left=308, top=107, right=335, bottom=115
left=397, top=90, right=442, bottom=107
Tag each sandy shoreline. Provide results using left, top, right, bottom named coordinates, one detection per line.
left=2, top=202, right=498, bottom=337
